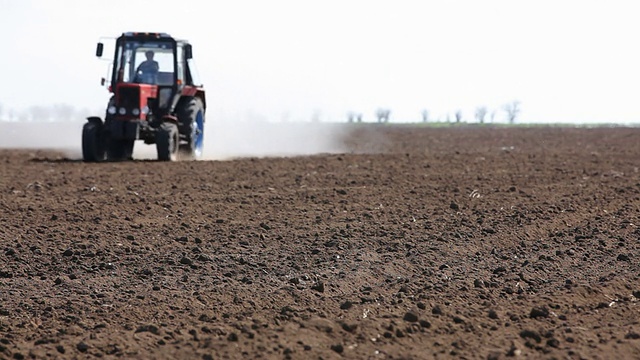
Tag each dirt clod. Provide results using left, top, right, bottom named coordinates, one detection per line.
left=403, top=311, right=419, bottom=323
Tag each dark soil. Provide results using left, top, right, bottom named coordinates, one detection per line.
left=2, top=124, right=640, bottom=359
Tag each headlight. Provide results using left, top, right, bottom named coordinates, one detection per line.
left=118, top=107, right=126, bottom=115
left=108, top=106, right=117, bottom=115
left=141, top=106, right=149, bottom=115
left=132, top=108, right=140, bottom=116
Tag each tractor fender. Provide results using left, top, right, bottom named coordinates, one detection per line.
left=87, top=116, right=104, bottom=126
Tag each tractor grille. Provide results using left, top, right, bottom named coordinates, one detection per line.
left=117, top=87, right=140, bottom=111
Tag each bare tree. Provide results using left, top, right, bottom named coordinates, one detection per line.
left=455, top=110, right=462, bottom=123
left=347, top=111, right=355, bottom=123
left=475, top=106, right=487, bottom=124
left=503, top=101, right=521, bottom=124
left=375, top=108, right=391, bottom=123
left=421, top=109, right=429, bottom=123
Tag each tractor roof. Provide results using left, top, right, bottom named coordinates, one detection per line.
left=121, top=32, right=173, bottom=39
left=115, top=32, right=191, bottom=46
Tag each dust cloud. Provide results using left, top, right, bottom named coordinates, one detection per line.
left=201, top=118, right=352, bottom=160
left=0, top=117, right=354, bottom=161
left=0, top=121, right=85, bottom=159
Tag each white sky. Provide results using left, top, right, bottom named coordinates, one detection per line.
left=1, top=0, right=639, bottom=123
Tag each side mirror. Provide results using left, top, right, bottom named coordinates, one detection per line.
left=184, top=44, right=192, bottom=59
left=96, top=43, right=104, bottom=57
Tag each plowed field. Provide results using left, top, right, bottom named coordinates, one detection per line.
left=2, top=124, right=640, bottom=359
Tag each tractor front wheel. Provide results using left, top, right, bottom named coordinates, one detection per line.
left=107, top=139, right=134, bottom=161
left=156, top=122, right=179, bottom=161
left=82, top=120, right=106, bottom=162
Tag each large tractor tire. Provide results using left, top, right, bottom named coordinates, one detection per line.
left=177, top=97, right=205, bottom=160
left=103, top=95, right=134, bottom=162
left=106, top=139, right=134, bottom=161
left=82, top=119, right=106, bottom=162
left=156, top=121, right=179, bottom=161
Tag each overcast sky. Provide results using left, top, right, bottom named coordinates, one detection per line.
left=1, top=0, right=638, bottom=124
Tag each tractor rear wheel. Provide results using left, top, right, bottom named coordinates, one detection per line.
left=178, top=97, right=205, bottom=160
left=82, top=121, right=106, bottom=162
left=156, top=122, right=179, bottom=161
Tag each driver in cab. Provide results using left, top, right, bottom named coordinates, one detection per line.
left=135, top=50, right=159, bottom=83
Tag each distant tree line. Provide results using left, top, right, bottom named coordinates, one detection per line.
left=0, top=103, right=100, bottom=122
left=347, top=100, right=522, bottom=124
left=424, top=100, right=521, bottom=124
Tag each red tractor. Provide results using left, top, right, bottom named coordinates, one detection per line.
left=82, top=32, right=206, bottom=162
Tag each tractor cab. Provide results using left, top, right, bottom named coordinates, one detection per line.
left=83, top=32, right=206, bottom=162
left=96, top=32, right=200, bottom=119
left=101, top=32, right=193, bottom=86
